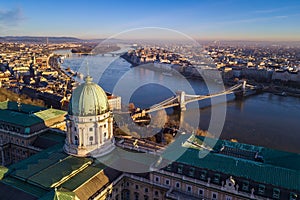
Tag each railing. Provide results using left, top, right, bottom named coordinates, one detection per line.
left=116, top=140, right=165, bottom=155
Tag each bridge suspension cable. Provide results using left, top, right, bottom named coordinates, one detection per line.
left=130, top=83, right=255, bottom=118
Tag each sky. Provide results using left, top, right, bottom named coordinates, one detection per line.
left=0, top=0, right=300, bottom=41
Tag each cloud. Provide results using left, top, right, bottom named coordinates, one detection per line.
left=0, top=7, right=24, bottom=27
left=253, top=6, right=297, bottom=14
left=227, top=15, right=288, bottom=24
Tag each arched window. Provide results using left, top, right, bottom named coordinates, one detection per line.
left=89, top=136, right=93, bottom=145
left=121, top=189, right=130, bottom=200
left=74, top=135, right=79, bottom=145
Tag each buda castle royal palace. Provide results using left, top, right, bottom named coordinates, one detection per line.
left=0, top=76, right=299, bottom=200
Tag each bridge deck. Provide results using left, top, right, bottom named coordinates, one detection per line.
left=130, top=82, right=259, bottom=119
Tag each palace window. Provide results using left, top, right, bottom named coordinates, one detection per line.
left=121, top=189, right=130, bottom=200
left=200, top=170, right=207, bottom=180
left=177, top=164, right=183, bottom=174
left=189, top=167, right=195, bottom=177
left=258, top=184, right=265, bottom=195
left=225, top=195, right=232, bottom=200
left=165, top=179, right=170, bottom=185
left=144, top=188, right=148, bottom=193
left=104, top=124, right=107, bottom=128
left=74, top=136, right=79, bottom=145
left=290, top=192, right=297, bottom=200
left=143, top=195, right=148, bottom=200
left=135, top=184, right=139, bottom=190
left=89, top=136, right=93, bottom=141
left=273, top=188, right=280, bottom=199
left=166, top=164, right=172, bottom=171
left=242, top=181, right=249, bottom=191
left=175, top=182, right=181, bottom=188
left=212, top=192, right=218, bottom=200
left=154, top=191, right=159, bottom=196
left=134, top=192, right=139, bottom=200
left=213, top=174, right=221, bottom=184
left=154, top=176, right=160, bottom=183
left=198, top=188, right=204, bottom=196
left=89, top=127, right=93, bottom=132
left=186, top=185, right=192, bottom=193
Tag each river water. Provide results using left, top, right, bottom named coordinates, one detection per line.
left=59, top=50, right=300, bottom=153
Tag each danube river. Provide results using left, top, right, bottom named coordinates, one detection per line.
left=60, top=51, right=300, bottom=153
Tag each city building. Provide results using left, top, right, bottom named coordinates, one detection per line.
left=0, top=100, right=66, bottom=166
left=0, top=76, right=299, bottom=200
left=107, top=94, right=122, bottom=111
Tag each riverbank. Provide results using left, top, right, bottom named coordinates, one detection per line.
left=121, top=53, right=220, bottom=82
left=71, top=43, right=120, bottom=54
left=121, top=52, right=300, bottom=98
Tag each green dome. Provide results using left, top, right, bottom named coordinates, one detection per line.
left=68, top=76, right=109, bottom=116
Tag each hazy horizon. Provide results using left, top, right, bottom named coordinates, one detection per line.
left=2, top=35, right=300, bottom=43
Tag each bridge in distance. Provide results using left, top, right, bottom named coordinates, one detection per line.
left=129, top=81, right=262, bottom=120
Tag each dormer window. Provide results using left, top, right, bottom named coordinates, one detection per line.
left=290, top=192, right=297, bottom=200
left=273, top=188, right=280, bottom=199
left=200, top=170, right=207, bottom=180
left=166, top=164, right=172, bottom=171
left=213, top=174, right=220, bottom=184
left=189, top=167, right=195, bottom=177
left=242, top=181, right=249, bottom=191
left=258, top=184, right=265, bottom=195
left=177, top=164, right=183, bottom=174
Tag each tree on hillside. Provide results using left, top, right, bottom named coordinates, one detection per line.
left=0, top=88, right=45, bottom=107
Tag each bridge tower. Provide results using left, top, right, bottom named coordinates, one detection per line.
left=234, top=80, right=247, bottom=99
left=242, top=80, right=247, bottom=93
left=176, top=91, right=186, bottom=111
